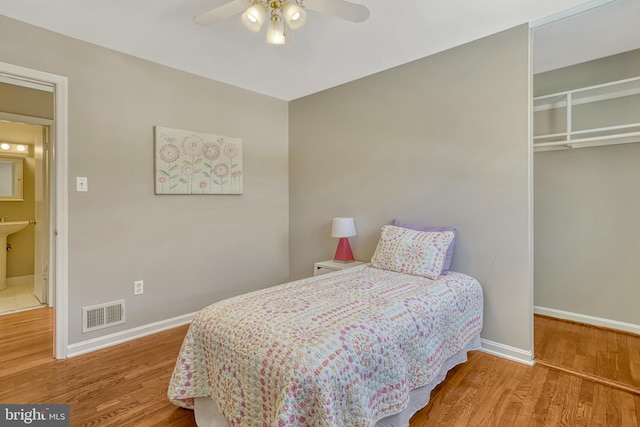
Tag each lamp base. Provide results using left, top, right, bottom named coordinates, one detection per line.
left=334, top=237, right=354, bottom=263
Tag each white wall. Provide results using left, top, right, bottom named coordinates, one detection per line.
left=0, top=15, right=290, bottom=345
left=289, top=25, right=533, bottom=357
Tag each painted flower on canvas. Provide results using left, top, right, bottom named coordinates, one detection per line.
left=154, top=126, right=243, bottom=195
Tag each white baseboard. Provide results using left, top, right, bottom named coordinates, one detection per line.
left=480, top=339, right=534, bottom=366
left=6, top=275, right=34, bottom=286
left=66, top=311, right=197, bottom=358
left=534, top=306, right=640, bottom=336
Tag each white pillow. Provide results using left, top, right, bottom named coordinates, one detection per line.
left=370, top=225, right=455, bottom=279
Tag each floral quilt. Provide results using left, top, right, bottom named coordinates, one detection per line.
left=168, top=265, right=483, bottom=426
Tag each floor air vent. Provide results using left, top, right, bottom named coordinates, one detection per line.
left=82, top=300, right=126, bottom=333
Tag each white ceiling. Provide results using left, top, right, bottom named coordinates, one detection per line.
left=0, top=0, right=638, bottom=100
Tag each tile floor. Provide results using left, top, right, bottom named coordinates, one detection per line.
left=0, top=283, right=44, bottom=315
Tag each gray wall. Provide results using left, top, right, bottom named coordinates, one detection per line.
left=0, top=16, right=290, bottom=344
left=289, top=25, right=532, bottom=352
left=535, top=49, right=640, bottom=95
left=534, top=49, right=640, bottom=325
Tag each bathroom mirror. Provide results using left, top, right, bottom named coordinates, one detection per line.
left=0, top=157, right=24, bottom=201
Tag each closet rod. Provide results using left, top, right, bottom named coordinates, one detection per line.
left=534, top=124, right=640, bottom=142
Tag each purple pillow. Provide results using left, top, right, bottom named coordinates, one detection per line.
left=392, top=219, right=456, bottom=275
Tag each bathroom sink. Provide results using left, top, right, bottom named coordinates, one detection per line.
left=0, top=221, right=30, bottom=290
left=0, top=220, right=29, bottom=236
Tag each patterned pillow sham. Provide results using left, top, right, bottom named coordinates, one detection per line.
left=392, top=219, right=456, bottom=275
left=370, top=224, right=455, bottom=280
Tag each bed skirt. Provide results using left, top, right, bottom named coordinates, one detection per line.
left=194, top=334, right=481, bottom=427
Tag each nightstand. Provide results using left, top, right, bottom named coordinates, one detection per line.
left=313, top=259, right=365, bottom=276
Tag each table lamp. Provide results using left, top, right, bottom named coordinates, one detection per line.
left=331, top=217, right=357, bottom=262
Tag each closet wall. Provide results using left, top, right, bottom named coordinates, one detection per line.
left=534, top=49, right=640, bottom=327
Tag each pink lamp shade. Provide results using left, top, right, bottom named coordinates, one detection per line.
left=331, top=217, right=357, bottom=262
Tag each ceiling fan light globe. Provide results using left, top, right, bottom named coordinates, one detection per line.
left=266, top=16, right=286, bottom=44
left=282, top=2, right=307, bottom=30
left=241, top=3, right=267, bottom=32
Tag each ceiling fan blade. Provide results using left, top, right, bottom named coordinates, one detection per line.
left=194, top=0, right=249, bottom=26
left=303, top=0, right=370, bottom=23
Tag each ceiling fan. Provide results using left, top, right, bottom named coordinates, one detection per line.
left=194, top=0, right=370, bottom=45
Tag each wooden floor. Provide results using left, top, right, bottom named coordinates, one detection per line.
left=1, top=308, right=639, bottom=426
left=0, top=308, right=195, bottom=426
left=534, top=314, right=640, bottom=394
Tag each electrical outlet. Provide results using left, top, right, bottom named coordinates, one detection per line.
left=134, top=280, right=144, bottom=295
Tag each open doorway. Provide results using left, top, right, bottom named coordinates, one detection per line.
left=0, top=62, right=69, bottom=359
left=0, top=117, right=51, bottom=313
left=532, top=0, right=640, bottom=391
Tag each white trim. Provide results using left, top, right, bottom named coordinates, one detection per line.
left=480, top=339, right=535, bottom=366
left=527, top=26, right=535, bottom=366
left=529, top=0, right=615, bottom=28
left=6, top=275, right=35, bottom=286
left=0, top=74, right=54, bottom=93
left=534, top=306, right=640, bottom=336
left=53, top=71, right=69, bottom=359
left=67, top=312, right=197, bottom=358
left=0, top=61, right=69, bottom=359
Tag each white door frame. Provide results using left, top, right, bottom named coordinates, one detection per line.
left=0, top=61, right=69, bottom=359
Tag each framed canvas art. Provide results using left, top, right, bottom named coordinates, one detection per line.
left=154, top=126, right=243, bottom=195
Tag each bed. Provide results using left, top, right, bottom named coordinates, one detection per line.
left=168, top=224, right=483, bottom=426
